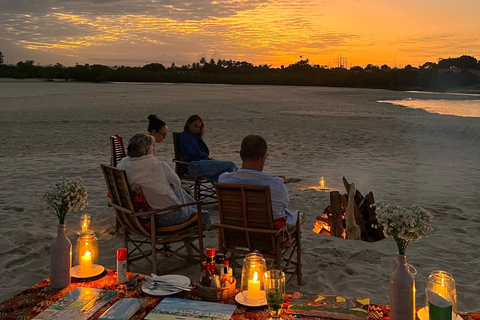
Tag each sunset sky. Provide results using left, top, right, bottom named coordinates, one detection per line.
left=0, top=0, right=479, bottom=68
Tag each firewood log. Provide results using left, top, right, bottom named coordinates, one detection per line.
left=345, top=183, right=361, bottom=240
left=330, top=191, right=344, bottom=238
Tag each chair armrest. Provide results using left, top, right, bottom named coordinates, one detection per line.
left=214, top=223, right=281, bottom=235
left=110, top=201, right=203, bottom=218
left=173, top=159, right=200, bottom=168
left=173, top=160, right=201, bottom=180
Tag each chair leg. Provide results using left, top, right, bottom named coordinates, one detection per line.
left=296, top=229, right=302, bottom=285
left=123, top=229, right=129, bottom=271
left=151, top=217, right=158, bottom=274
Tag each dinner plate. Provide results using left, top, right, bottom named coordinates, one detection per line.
left=417, top=307, right=461, bottom=320
left=235, top=292, right=267, bottom=307
left=70, top=265, right=105, bottom=278
left=141, top=274, right=191, bottom=296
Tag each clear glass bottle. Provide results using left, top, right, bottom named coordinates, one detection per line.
left=199, top=261, right=212, bottom=287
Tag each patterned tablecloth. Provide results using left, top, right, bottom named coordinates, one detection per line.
left=1, top=270, right=478, bottom=320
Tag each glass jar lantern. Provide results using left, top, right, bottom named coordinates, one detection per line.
left=241, top=253, right=267, bottom=303
left=425, top=270, right=457, bottom=319
left=74, top=232, right=99, bottom=276
left=80, top=214, right=91, bottom=233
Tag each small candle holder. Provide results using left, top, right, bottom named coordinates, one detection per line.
left=80, top=214, right=91, bottom=233
left=424, top=270, right=458, bottom=320
left=240, top=253, right=267, bottom=303
left=319, top=177, right=325, bottom=190
left=73, top=215, right=102, bottom=277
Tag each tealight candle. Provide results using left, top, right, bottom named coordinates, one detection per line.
left=248, top=272, right=261, bottom=300
left=80, top=251, right=92, bottom=275
left=80, top=214, right=90, bottom=233
left=320, top=177, right=325, bottom=190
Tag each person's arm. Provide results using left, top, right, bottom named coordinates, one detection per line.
left=162, top=162, right=181, bottom=190
left=179, top=132, right=204, bottom=162
left=268, top=177, right=290, bottom=221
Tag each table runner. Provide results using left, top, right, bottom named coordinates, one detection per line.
left=1, top=270, right=479, bottom=320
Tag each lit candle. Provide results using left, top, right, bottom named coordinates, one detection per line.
left=320, top=177, right=325, bottom=189
left=80, top=250, right=92, bottom=275
left=81, top=221, right=88, bottom=233
left=248, top=272, right=261, bottom=300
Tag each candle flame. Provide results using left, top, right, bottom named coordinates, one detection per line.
left=85, top=251, right=91, bottom=257
left=253, top=271, right=258, bottom=281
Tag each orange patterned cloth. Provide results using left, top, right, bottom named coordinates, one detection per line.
left=0, top=270, right=478, bottom=320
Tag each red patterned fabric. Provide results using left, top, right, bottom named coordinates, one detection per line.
left=273, top=217, right=292, bottom=247
left=132, top=187, right=152, bottom=229
left=0, top=271, right=477, bottom=320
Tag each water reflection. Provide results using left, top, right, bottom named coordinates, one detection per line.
left=378, top=98, right=480, bottom=117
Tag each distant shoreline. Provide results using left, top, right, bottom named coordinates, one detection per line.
left=2, top=77, right=480, bottom=95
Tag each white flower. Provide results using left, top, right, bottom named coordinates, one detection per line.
left=374, top=201, right=433, bottom=254
left=43, top=178, right=88, bottom=224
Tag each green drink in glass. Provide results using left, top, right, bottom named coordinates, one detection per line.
left=265, top=270, right=285, bottom=319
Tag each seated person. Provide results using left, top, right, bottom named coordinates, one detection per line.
left=179, top=114, right=237, bottom=183
left=219, top=134, right=303, bottom=229
left=117, top=132, right=212, bottom=229
left=147, top=114, right=168, bottom=144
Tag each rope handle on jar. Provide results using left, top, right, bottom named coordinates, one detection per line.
left=407, top=263, right=417, bottom=276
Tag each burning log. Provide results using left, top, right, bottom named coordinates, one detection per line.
left=314, top=177, right=385, bottom=242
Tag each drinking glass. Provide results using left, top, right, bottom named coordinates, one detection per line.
left=264, top=270, right=285, bottom=319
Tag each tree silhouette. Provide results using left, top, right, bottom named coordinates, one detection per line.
left=0, top=52, right=4, bottom=64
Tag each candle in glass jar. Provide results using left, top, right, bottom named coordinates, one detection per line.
left=80, top=251, right=92, bottom=274
left=248, top=272, right=261, bottom=300
left=320, top=177, right=325, bottom=189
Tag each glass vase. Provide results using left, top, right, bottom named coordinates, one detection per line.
left=389, top=253, right=415, bottom=320
left=50, top=224, right=72, bottom=289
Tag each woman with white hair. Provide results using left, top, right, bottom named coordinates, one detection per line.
left=117, top=132, right=212, bottom=228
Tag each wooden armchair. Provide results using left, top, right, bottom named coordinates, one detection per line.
left=215, top=183, right=302, bottom=285
left=110, top=135, right=126, bottom=167
left=101, top=164, right=204, bottom=275
left=172, top=132, right=217, bottom=204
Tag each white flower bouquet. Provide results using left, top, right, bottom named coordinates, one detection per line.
left=375, top=202, right=433, bottom=254
left=43, top=178, right=88, bottom=224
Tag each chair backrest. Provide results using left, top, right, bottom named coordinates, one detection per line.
left=215, top=183, right=277, bottom=255
left=101, top=164, right=149, bottom=236
left=172, top=132, right=190, bottom=177
left=110, top=135, right=126, bottom=167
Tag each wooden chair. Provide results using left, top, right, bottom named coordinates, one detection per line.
left=172, top=132, right=217, bottom=204
left=215, top=183, right=302, bottom=285
left=101, top=164, right=205, bottom=275
left=110, top=135, right=126, bottom=167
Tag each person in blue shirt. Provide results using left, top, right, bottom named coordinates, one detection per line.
left=219, top=134, right=303, bottom=228
left=179, top=115, right=237, bottom=183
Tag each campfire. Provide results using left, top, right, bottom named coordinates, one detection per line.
left=313, top=177, right=385, bottom=242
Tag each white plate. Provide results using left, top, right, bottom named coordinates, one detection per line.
left=70, top=265, right=105, bottom=278
left=417, top=307, right=462, bottom=320
left=235, top=292, right=267, bottom=307
left=141, top=274, right=191, bottom=296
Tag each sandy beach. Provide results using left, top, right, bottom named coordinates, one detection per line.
left=0, top=80, right=479, bottom=311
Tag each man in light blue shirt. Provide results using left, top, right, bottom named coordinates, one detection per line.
left=218, top=135, right=300, bottom=228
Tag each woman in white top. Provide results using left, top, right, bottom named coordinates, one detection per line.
left=117, top=132, right=211, bottom=228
